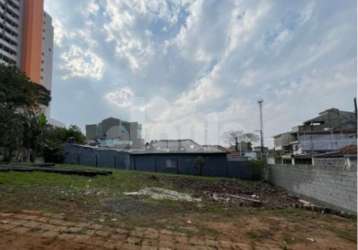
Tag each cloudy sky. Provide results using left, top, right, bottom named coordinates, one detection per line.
left=45, top=0, right=357, bottom=146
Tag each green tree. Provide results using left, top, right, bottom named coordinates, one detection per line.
left=0, top=65, right=51, bottom=162
left=42, top=125, right=86, bottom=163
left=65, top=125, right=86, bottom=144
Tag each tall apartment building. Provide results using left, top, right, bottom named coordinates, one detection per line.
left=0, top=0, right=54, bottom=115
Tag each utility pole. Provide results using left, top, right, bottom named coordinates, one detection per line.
left=204, top=121, right=208, bottom=145
left=258, top=99, right=264, bottom=159
left=354, top=98, right=357, bottom=137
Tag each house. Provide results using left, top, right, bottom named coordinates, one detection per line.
left=273, top=108, right=357, bottom=163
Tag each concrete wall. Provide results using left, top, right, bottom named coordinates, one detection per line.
left=268, top=159, right=357, bottom=214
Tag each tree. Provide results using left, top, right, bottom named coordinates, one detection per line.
left=222, top=130, right=243, bottom=151
left=42, top=125, right=86, bottom=163
left=241, top=133, right=259, bottom=144
left=222, top=130, right=259, bottom=152
left=65, top=125, right=86, bottom=144
left=0, top=109, right=24, bottom=161
left=0, top=65, right=51, bottom=162
left=0, top=65, right=50, bottom=112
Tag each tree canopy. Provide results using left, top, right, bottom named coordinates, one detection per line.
left=222, top=130, right=259, bottom=148
left=0, top=65, right=51, bottom=161
left=0, top=65, right=50, bottom=111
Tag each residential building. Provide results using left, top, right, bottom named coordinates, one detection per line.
left=273, top=132, right=296, bottom=154
left=0, top=0, right=53, bottom=115
left=226, top=141, right=253, bottom=153
left=274, top=108, right=357, bottom=158
left=0, top=0, right=24, bottom=66
left=40, top=11, right=53, bottom=115
left=86, top=117, right=144, bottom=149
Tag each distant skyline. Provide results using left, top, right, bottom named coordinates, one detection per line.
left=45, top=0, right=357, bottom=146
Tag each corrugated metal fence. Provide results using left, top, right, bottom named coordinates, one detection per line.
left=64, top=144, right=262, bottom=180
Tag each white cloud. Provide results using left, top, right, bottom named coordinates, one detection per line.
left=87, top=1, right=100, bottom=15
left=60, top=45, right=104, bottom=80
left=105, top=87, right=135, bottom=108
left=102, top=0, right=194, bottom=71
left=45, top=0, right=356, bottom=146
left=175, top=66, right=223, bottom=107
left=53, top=19, right=67, bottom=47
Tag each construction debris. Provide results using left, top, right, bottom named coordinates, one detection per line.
left=207, top=192, right=263, bottom=206
left=124, top=187, right=202, bottom=202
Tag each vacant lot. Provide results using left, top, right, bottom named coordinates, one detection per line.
left=0, top=164, right=356, bottom=249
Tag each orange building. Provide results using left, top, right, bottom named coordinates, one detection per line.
left=21, top=0, right=44, bottom=85
left=0, top=0, right=53, bottom=116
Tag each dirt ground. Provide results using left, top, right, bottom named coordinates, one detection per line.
left=0, top=167, right=355, bottom=249
left=0, top=209, right=355, bottom=250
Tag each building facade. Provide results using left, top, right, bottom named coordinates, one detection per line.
left=0, top=0, right=24, bottom=66
left=0, top=0, right=53, bottom=115
left=274, top=108, right=357, bottom=159
left=40, top=12, right=53, bottom=94
left=86, top=117, right=144, bottom=149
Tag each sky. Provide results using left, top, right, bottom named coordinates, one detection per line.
left=45, top=0, right=357, bottom=147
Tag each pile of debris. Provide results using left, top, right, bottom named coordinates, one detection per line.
left=194, top=180, right=300, bottom=208
left=205, top=192, right=262, bottom=207
left=124, top=187, right=202, bottom=202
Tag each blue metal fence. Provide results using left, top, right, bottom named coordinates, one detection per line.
left=64, top=144, right=261, bottom=180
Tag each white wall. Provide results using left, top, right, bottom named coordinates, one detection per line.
left=298, top=133, right=356, bottom=152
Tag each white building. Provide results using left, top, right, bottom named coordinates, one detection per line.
left=274, top=108, right=357, bottom=158
left=40, top=11, right=54, bottom=116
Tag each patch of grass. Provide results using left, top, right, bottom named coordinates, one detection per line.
left=0, top=163, right=356, bottom=248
